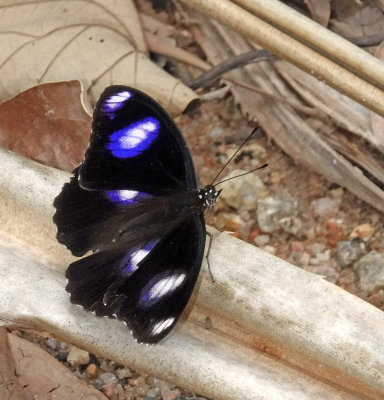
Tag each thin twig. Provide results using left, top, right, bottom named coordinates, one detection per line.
left=187, top=49, right=272, bottom=89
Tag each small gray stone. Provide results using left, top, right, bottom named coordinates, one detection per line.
left=90, top=379, right=104, bottom=390
left=310, top=249, right=331, bottom=266
left=100, top=372, right=118, bottom=384
left=254, top=234, right=270, bottom=247
left=337, top=239, right=366, bottom=268
left=46, top=337, right=57, bottom=350
left=279, top=216, right=302, bottom=235
left=146, top=388, right=161, bottom=397
left=218, top=169, right=267, bottom=210
left=312, top=197, right=340, bottom=218
left=152, top=378, right=173, bottom=395
left=354, top=251, right=384, bottom=292
left=209, top=126, right=224, bottom=139
left=257, top=193, right=298, bottom=233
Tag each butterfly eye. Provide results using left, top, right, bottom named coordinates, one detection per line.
left=107, top=117, right=160, bottom=158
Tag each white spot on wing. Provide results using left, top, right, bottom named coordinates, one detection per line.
left=131, top=248, right=150, bottom=267
left=151, top=317, right=175, bottom=335
left=116, top=190, right=139, bottom=201
left=145, top=273, right=186, bottom=303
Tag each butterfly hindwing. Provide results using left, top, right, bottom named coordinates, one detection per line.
left=66, top=214, right=206, bottom=344
left=79, top=86, right=197, bottom=195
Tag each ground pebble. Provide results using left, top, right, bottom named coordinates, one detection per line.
left=262, top=245, right=276, bottom=255
left=257, top=193, right=298, bottom=233
left=115, top=366, right=132, bottom=380
left=337, top=239, right=366, bottom=268
left=86, top=363, right=98, bottom=379
left=254, top=234, right=270, bottom=247
left=102, top=382, right=117, bottom=399
left=312, top=197, right=340, bottom=218
left=90, top=378, right=104, bottom=391
left=146, top=388, right=161, bottom=397
left=209, top=126, right=224, bottom=139
left=163, top=390, right=180, bottom=400
left=100, top=372, right=119, bottom=384
left=218, top=169, right=267, bottom=210
left=289, top=252, right=310, bottom=267
left=310, top=249, right=331, bottom=266
left=129, top=376, right=146, bottom=386
left=279, top=216, right=302, bottom=235
left=349, top=223, right=375, bottom=241
left=152, top=378, right=173, bottom=395
left=116, top=384, right=124, bottom=396
left=46, top=338, right=57, bottom=350
left=354, top=251, right=384, bottom=291
left=66, top=346, right=90, bottom=367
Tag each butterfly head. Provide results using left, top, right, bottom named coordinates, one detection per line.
left=198, top=185, right=222, bottom=210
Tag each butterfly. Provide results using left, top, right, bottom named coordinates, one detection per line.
left=53, top=86, right=221, bottom=344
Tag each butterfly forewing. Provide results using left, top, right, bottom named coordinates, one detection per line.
left=79, top=86, right=197, bottom=195
left=54, top=85, right=208, bottom=344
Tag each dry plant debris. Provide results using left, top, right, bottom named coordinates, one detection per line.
left=0, top=0, right=383, bottom=399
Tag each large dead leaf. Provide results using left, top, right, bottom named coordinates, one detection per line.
left=0, top=0, right=196, bottom=116
left=0, top=80, right=91, bottom=171
left=8, top=333, right=108, bottom=400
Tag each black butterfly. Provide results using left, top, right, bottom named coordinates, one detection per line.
left=53, top=86, right=221, bottom=344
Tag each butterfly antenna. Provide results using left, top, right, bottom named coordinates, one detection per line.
left=214, top=163, right=268, bottom=186
left=211, top=126, right=259, bottom=185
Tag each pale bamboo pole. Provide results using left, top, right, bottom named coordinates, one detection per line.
left=180, top=0, right=384, bottom=118
left=234, top=0, right=384, bottom=89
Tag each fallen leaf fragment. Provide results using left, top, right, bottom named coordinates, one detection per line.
left=0, top=80, right=91, bottom=171
left=8, top=333, right=108, bottom=400
left=0, top=0, right=197, bottom=117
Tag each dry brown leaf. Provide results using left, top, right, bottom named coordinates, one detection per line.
left=8, top=333, right=108, bottom=400
left=274, top=61, right=378, bottom=148
left=0, top=81, right=91, bottom=171
left=0, top=0, right=196, bottom=116
left=331, top=3, right=384, bottom=38
left=304, top=0, right=331, bottom=26
left=0, top=328, right=24, bottom=400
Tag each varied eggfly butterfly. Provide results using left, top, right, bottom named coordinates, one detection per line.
left=53, top=86, right=221, bottom=344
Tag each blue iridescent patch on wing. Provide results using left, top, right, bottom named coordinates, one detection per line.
left=105, top=190, right=148, bottom=205
left=139, top=272, right=186, bottom=307
left=107, top=117, right=160, bottom=158
left=120, top=240, right=159, bottom=275
left=101, top=90, right=132, bottom=117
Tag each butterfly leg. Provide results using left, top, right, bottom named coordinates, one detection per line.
left=205, top=231, right=216, bottom=283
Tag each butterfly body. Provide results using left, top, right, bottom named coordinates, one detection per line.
left=54, top=86, right=220, bottom=343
